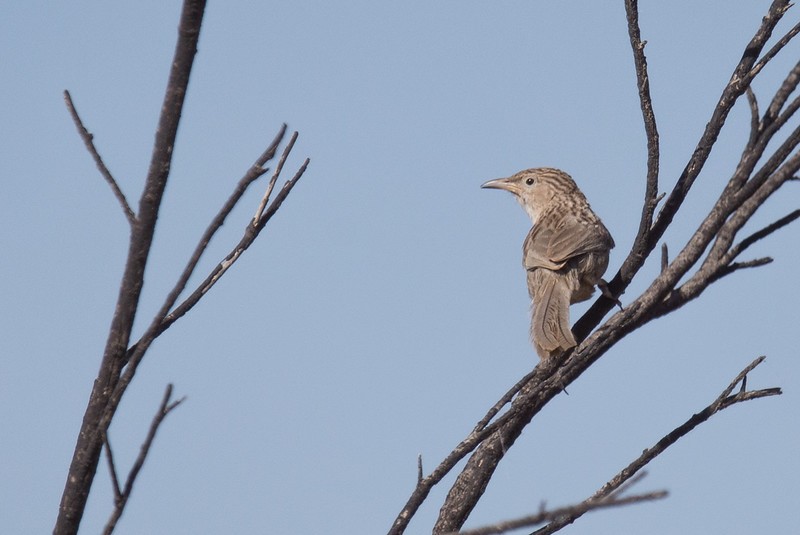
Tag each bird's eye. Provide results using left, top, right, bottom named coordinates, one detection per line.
left=525, top=177, right=535, bottom=185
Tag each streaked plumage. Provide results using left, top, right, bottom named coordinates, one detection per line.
left=482, top=168, right=614, bottom=359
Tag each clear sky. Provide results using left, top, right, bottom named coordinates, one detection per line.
left=2, top=2, right=799, bottom=534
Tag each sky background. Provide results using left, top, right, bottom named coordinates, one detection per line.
left=2, top=1, right=799, bottom=534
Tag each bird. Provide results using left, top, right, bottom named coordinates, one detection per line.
left=482, top=167, right=614, bottom=360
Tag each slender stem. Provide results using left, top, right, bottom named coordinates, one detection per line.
left=533, top=357, right=781, bottom=535
left=64, top=90, right=136, bottom=226
left=54, top=3, right=207, bottom=533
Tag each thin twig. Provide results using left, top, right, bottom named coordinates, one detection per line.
left=388, top=366, right=559, bottom=535
left=625, top=0, right=661, bottom=250
left=765, top=60, right=800, bottom=126
left=254, top=157, right=310, bottom=231
left=102, top=385, right=185, bottom=535
left=706, top=145, right=800, bottom=267
left=253, top=130, right=298, bottom=224
left=532, top=357, right=780, bottom=535
left=115, top=154, right=311, bottom=401
left=451, top=489, right=667, bottom=535
left=730, top=208, right=800, bottom=258
left=473, top=367, right=540, bottom=433
left=646, top=0, right=789, bottom=250
left=749, top=18, right=800, bottom=79
left=120, top=125, right=287, bottom=368
left=101, top=433, right=123, bottom=502
left=173, top=157, right=311, bottom=311
left=64, top=90, right=136, bottom=226
left=745, top=87, right=761, bottom=150
left=160, top=123, right=286, bottom=325
left=730, top=63, right=800, bottom=194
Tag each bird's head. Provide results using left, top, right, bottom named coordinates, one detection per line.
left=481, top=167, right=578, bottom=224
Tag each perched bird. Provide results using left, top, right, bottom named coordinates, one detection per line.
left=482, top=168, right=614, bottom=360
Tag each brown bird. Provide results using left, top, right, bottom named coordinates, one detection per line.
left=482, top=168, right=614, bottom=359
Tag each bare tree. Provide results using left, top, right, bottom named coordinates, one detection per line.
left=52, top=1, right=797, bottom=534
left=53, top=2, right=309, bottom=533
left=389, top=1, right=798, bottom=533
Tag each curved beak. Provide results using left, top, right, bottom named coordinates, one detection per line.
left=481, top=177, right=517, bottom=194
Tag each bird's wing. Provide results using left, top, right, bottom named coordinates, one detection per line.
left=524, top=214, right=613, bottom=271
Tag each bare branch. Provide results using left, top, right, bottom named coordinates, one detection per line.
left=726, top=256, right=774, bottom=271
left=574, top=0, right=793, bottom=347
left=394, top=4, right=798, bottom=534
left=63, top=90, right=136, bottom=226
left=745, top=87, right=760, bottom=150
left=453, top=488, right=667, bottom=535
left=533, top=357, right=781, bottom=535
left=473, top=367, right=540, bottom=433
left=730, top=208, right=800, bottom=259
left=115, top=152, right=310, bottom=403
left=648, top=1, right=789, bottom=229
left=171, top=157, right=310, bottom=314
left=103, top=384, right=185, bottom=535
left=388, top=365, right=560, bottom=535
left=625, top=0, right=661, bottom=249
left=254, top=157, right=310, bottom=231
left=718, top=356, right=765, bottom=400
left=707, top=149, right=800, bottom=268
left=156, top=123, right=287, bottom=323
left=253, top=130, right=298, bottom=224
left=730, top=62, right=800, bottom=194
left=55, top=3, right=207, bottom=533
left=749, top=18, right=800, bottom=79
left=120, top=124, right=288, bottom=369
left=101, top=433, right=122, bottom=503
left=765, top=60, right=800, bottom=128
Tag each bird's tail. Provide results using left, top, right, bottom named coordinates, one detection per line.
left=530, top=270, right=577, bottom=360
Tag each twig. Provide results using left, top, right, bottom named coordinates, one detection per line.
left=101, top=433, right=122, bottom=502
left=749, top=18, right=800, bottom=79
left=157, top=123, right=287, bottom=322
left=646, top=0, right=789, bottom=255
left=253, top=130, right=298, bottom=224
left=532, top=357, right=781, bottom=535
left=729, top=208, right=800, bottom=258
left=120, top=124, right=288, bottom=368
left=388, top=366, right=556, bottom=535
left=168, top=156, right=310, bottom=319
left=64, top=90, right=136, bottom=226
left=103, top=384, right=186, bottom=535
left=745, top=87, right=760, bottom=151
left=704, top=147, right=800, bottom=268
left=253, top=157, right=310, bottom=231
left=115, top=152, right=310, bottom=400
left=55, top=3, right=207, bottom=533
left=764, top=60, right=800, bottom=127
left=451, top=488, right=667, bottom=535
left=625, top=0, right=661, bottom=251
left=473, top=367, right=540, bottom=433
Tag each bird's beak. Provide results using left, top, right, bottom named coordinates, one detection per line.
left=481, top=177, right=517, bottom=194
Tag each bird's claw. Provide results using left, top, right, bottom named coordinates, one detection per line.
left=598, top=279, right=623, bottom=310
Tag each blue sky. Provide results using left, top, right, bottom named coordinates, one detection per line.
left=2, top=2, right=799, bottom=534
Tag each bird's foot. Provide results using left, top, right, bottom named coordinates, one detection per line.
left=598, top=279, right=623, bottom=310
